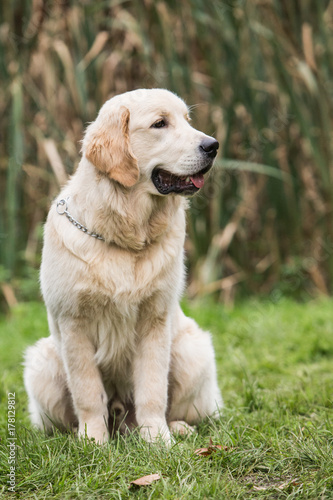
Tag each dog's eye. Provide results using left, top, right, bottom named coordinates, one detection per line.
left=151, top=119, right=167, bottom=129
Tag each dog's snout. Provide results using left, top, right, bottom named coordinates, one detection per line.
left=199, top=138, right=219, bottom=158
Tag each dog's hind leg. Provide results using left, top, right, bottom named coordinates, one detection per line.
left=167, top=307, right=223, bottom=427
left=24, top=337, right=77, bottom=433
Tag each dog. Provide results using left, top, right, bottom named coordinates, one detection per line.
left=24, top=88, right=223, bottom=445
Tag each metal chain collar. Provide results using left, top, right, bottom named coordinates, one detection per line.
left=56, top=198, right=105, bottom=241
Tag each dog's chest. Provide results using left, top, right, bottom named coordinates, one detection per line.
left=88, top=239, right=179, bottom=302
left=81, top=243, right=180, bottom=385
left=93, top=300, right=138, bottom=393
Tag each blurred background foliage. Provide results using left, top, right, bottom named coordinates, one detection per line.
left=1, top=0, right=333, bottom=309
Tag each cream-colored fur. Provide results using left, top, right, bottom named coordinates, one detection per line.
left=24, top=88, right=222, bottom=445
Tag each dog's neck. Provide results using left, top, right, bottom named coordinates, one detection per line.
left=66, top=160, right=187, bottom=251
left=100, top=186, right=185, bottom=251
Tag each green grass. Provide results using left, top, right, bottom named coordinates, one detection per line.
left=0, top=298, right=333, bottom=498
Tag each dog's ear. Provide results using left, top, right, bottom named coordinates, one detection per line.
left=84, top=106, right=139, bottom=187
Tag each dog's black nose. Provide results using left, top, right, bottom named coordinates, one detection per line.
left=199, top=138, right=219, bottom=158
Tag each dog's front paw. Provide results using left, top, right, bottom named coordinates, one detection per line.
left=140, top=420, right=173, bottom=447
left=78, top=418, right=109, bottom=444
left=169, top=420, right=196, bottom=436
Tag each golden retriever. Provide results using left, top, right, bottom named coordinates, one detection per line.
left=24, top=88, right=222, bottom=445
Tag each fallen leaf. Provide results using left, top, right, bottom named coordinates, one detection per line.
left=194, top=448, right=213, bottom=456
left=130, top=473, right=161, bottom=487
left=210, top=445, right=226, bottom=451
left=194, top=439, right=230, bottom=456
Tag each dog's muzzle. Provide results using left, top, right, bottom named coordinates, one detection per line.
left=152, top=138, right=219, bottom=195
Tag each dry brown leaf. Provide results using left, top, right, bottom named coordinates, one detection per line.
left=130, top=473, right=161, bottom=487
left=194, top=448, right=213, bottom=456
left=194, top=439, right=230, bottom=456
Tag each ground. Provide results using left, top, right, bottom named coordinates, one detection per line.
left=0, top=297, right=332, bottom=498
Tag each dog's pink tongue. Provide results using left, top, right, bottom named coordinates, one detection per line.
left=190, top=173, right=205, bottom=189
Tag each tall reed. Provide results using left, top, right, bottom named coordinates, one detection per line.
left=1, top=0, right=332, bottom=303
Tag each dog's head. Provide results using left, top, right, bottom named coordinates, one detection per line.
left=82, top=89, right=219, bottom=196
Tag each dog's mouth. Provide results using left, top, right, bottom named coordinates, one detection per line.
left=152, top=165, right=211, bottom=195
